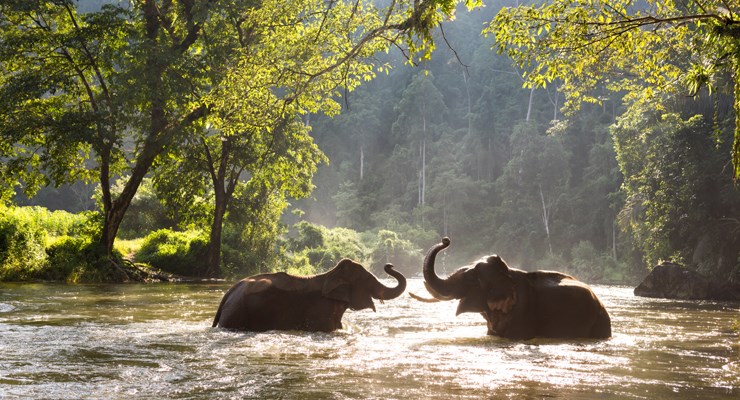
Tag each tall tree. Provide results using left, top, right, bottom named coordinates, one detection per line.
left=391, top=71, right=449, bottom=211
left=493, top=122, right=571, bottom=263
left=613, top=94, right=740, bottom=280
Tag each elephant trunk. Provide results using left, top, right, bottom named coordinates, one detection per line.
left=422, top=237, right=455, bottom=298
left=371, top=264, right=407, bottom=300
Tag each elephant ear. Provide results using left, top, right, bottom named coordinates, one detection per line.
left=452, top=267, right=488, bottom=315
left=478, top=255, right=517, bottom=314
left=349, top=288, right=376, bottom=312
left=487, top=287, right=517, bottom=314
left=322, top=279, right=376, bottom=311
left=322, top=278, right=352, bottom=304
left=455, top=290, right=487, bottom=315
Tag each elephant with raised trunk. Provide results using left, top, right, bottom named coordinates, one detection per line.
left=212, top=259, right=406, bottom=332
left=417, top=237, right=611, bottom=340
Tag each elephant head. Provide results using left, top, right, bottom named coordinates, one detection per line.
left=422, top=237, right=519, bottom=318
left=322, top=259, right=407, bottom=311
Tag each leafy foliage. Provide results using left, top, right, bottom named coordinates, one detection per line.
left=134, top=229, right=209, bottom=277
left=367, top=230, right=421, bottom=276
left=0, top=0, right=480, bottom=269
left=219, top=181, right=290, bottom=278
left=0, top=206, right=48, bottom=280
left=613, top=93, right=740, bottom=283
left=286, top=221, right=366, bottom=272
left=6, top=1, right=739, bottom=288
left=490, top=0, right=740, bottom=178
left=0, top=204, right=123, bottom=282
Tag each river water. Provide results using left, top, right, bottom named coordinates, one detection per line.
left=0, top=279, right=738, bottom=399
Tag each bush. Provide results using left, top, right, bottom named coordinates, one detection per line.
left=535, top=252, right=568, bottom=272
left=288, top=221, right=324, bottom=251
left=281, top=253, right=318, bottom=276
left=0, top=206, right=48, bottom=281
left=43, top=236, right=129, bottom=283
left=134, top=229, right=208, bottom=276
left=43, top=236, right=88, bottom=281
left=283, top=222, right=368, bottom=272
left=367, top=230, right=421, bottom=276
left=221, top=216, right=282, bottom=278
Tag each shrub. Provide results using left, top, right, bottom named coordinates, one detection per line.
left=134, top=229, right=208, bottom=276
left=281, top=253, right=318, bottom=276
left=221, top=217, right=282, bottom=278
left=288, top=221, right=324, bottom=251
left=283, top=222, right=369, bottom=272
left=368, top=230, right=421, bottom=276
left=0, top=205, right=154, bottom=283
left=535, top=252, right=568, bottom=272
left=43, top=236, right=129, bottom=283
left=0, top=206, right=48, bottom=281
left=568, top=241, right=632, bottom=284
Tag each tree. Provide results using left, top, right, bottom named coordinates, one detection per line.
left=493, top=122, right=571, bottom=263
left=491, top=0, right=740, bottom=177
left=613, top=94, right=740, bottom=281
left=391, top=71, right=449, bottom=211
left=0, top=0, right=481, bottom=273
left=154, top=116, right=324, bottom=276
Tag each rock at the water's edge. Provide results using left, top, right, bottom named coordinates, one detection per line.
left=634, top=262, right=739, bottom=301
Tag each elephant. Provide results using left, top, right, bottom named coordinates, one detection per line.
left=415, top=237, right=611, bottom=340
left=212, top=259, right=406, bottom=332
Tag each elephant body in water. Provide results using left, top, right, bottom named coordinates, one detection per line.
left=213, top=260, right=406, bottom=332
left=417, top=238, right=611, bottom=340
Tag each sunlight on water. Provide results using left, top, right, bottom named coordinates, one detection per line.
left=0, top=280, right=738, bottom=399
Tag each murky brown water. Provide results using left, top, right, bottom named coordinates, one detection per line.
left=0, top=279, right=738, bottom=399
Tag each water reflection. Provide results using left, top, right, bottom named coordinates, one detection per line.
left=0, top=281, right=738, bottom=399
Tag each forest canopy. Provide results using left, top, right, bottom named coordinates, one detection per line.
left=1, top=0, right=739, bottom=290
left=492, top=0, right=740, bottom=176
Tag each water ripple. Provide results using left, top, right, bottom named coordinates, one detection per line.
left=0, top=280, right=738, bottom=399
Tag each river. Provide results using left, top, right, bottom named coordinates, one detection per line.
left=0, top=279, right=738, bottom=399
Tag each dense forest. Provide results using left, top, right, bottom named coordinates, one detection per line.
left=298, top=1, right=740, bottom=287
left=2, top=1, right=740, bottom=291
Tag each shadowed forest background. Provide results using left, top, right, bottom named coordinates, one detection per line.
left=2, top=0, right=740, bottom=288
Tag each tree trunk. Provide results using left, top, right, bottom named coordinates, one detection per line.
left=612, top=219, right=617, bottom=259
left=206, top=194, right=227, bottom=278
left=202, top=138, right=240, bottom=278
left=421, top=138, right=426, bottom=207
left=99, top=135, right=162, bottom=255
left=463, top=68, right=471, bottom=137
left=539, top=184, right=553, bottom=255
left=526, top=86, right=535, bottom=122
left=360, top=143, right=364, bottom=180
left=443, top=202, right=448, bottom=237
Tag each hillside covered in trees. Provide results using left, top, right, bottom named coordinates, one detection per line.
left=2, top=1, right=740, bottom=290
left=300, top=1, right=740, bottom=285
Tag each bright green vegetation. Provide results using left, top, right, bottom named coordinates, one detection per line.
left=493, top=0, right=740, bottom=175
left=0, top=0, right=477, bottom=280
left=2, top=1, right=739, bottom=287
left=490, top=0, right=740, bottom=283
left=302, top=1, right=739, bottom=286
left=0, top=204, right=126, bottom=282
left=0, top=202, right=418, bottom=281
